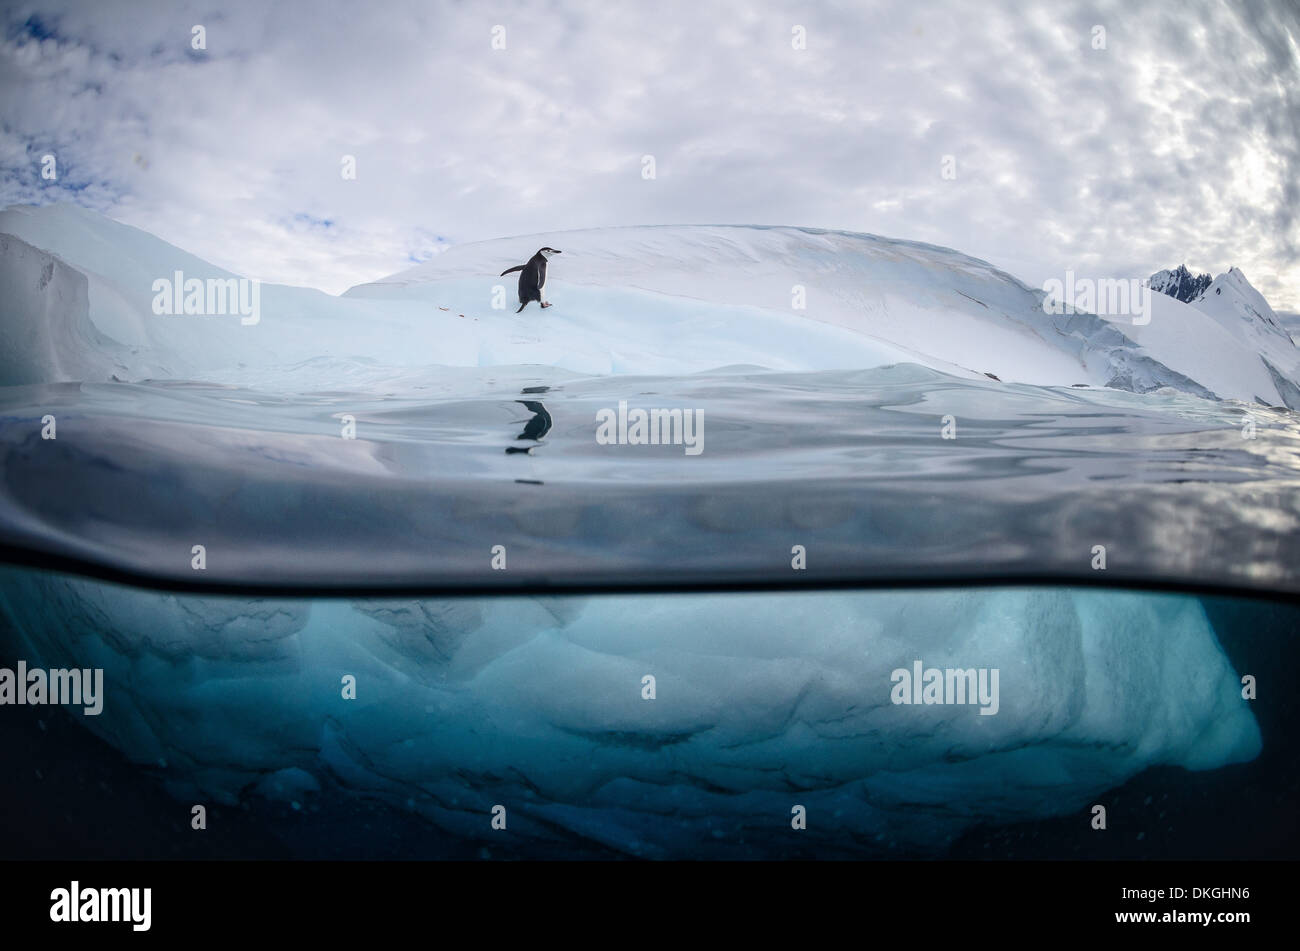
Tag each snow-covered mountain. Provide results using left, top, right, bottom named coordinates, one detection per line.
left=1149, top=264, right=1212, bottom=303
left=1193, top=267, right=1289, bottom=330
left=1145, top=263, right=1299, bottom=405
left=1151, top=263, right=1288, bottom=332
left=1, top=202, right=1298, bottom=407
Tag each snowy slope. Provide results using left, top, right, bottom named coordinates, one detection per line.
left=1179, top=266, right=1287, bottom=331
left=1, top=203, right=1297, bottom=407
left=1190, top=269, right=1300, bottom=404
left=1140, top=264, right=1300, bottom=406
left=350, top=224, right=1180, bottom=391
left=1101, top=291, right=1299, bottom=408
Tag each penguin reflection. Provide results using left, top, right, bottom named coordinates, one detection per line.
left=506, top=400, right=552, bottom=454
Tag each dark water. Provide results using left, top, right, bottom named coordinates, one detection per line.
left=1, top=365, right=1299, bottom=596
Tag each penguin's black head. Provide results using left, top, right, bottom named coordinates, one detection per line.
left=538, top=247, right=561, bottom=258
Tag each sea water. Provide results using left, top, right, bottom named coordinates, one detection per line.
left=0, top=365, right=1297, bottom=859
left=1, top=364, right=1298, bottom=593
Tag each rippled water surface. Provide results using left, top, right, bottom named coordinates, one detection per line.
left=2, top=364, right=1299, bottom=594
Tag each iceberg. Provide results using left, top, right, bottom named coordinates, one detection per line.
left=0, top=569, right=1262, bottom=857
left=0, top=202, right=1285, bottom=857
left=2, top=203, right=1298, bottom=406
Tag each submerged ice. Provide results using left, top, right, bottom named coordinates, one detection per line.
left=0, top=571, right=1260, bottom=857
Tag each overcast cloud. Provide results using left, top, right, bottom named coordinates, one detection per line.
left=0, top=0, right=1296, bottom=308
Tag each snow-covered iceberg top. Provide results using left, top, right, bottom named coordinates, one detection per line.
left=2, top=203, right=1297, bottom=406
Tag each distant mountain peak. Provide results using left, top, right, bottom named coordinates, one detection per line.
left=1149, top=264, right=1212, bottom=303
left=1146, top=259, right=1292, bottom=359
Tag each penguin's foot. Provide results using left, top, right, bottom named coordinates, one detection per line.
left=540, top=301, right=552, bottom=308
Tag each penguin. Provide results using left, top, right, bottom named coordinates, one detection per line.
left=500, top=248, right=561, bottom=313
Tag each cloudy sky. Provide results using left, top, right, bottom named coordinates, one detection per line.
left=1, top=0, right=1297, bottom=310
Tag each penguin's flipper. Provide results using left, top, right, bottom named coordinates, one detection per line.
left=500, top=265, right=525, bottom=276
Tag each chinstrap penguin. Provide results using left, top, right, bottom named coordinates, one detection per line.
left=500, top=248, right=562, bottom=313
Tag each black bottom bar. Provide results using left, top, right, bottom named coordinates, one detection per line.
left=5, top=860, right=1283, bottom=939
